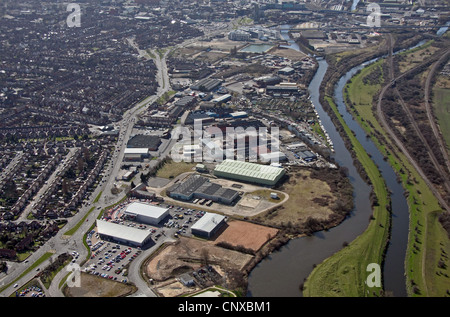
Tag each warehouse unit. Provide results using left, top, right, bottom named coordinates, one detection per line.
left=191, top=78, right=222, bottom=92
left=167, top=174, right=239, bottom=205
left=96, top=219, right=153, bottom=247
left=191, top=212, right=226, bottom=239
left=127, top=134, right=161, bottom=151
left=212, top=94, right=231, bottom=105
left=123, top=148, right=150, bottom=161
left=213, top=159, right=285, bottom=186
left=123, top=202, right=169, bottom=225
left=259, top=151, right=287, bottom=163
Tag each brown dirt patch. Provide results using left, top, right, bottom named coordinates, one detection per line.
left=270, top=47, right=306, bottom=61
left=213, top=220, right=278, bottom=252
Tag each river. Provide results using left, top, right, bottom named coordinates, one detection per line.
left=247, top=27, right=410, bottom=297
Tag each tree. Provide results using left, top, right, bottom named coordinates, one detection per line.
left=201, top=249, right=209, bottom=266
left=230, top=45, right=237, bottom=56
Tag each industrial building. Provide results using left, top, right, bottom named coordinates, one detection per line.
left=123, top=148, right=150, bottom=161
left=123, top=202, right=169, bottom=225
left=190, top=212, right=226, bottom=239
left=266, top=84, right=300, bottom=96
left=191, top=78, right=222, bottom=92
left=230, top=111, right=248, bottom=119
left=127, top=134, right=162, bottom=151
left=254, top=75, right=282, bottom=88
left=167, top=174, right=240, bottom=205
left=297, top=150, right=317, bottom=162
left=96, top=219, right=153, bottom=247
left=228, top=30, right=251, bottom=41
left=278, top=66, right=295, bottom=76
left=213, top=159, right=285, bottom=186
left=174, top=95, right=197, bottom=108
left=212, top=94, right=232, bottom=105
left=259, top=151, right=287, bottom=163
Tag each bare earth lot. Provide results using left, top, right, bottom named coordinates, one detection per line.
left=145, top=236, right=253, bottom=282
left=213, top=220, right=278, bottom=252
left=143, top=221, right=279, bottom=297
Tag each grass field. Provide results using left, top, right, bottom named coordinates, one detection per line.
left=396, top=40, right=437, bottom=73
left=251, top=169, right=338, bottom=229
left=155, top=160, right=197, bottom=179
left=333, top=58, right=450, bottom=296
left=64, top=272, right=137, bottom=297
left=432, top=86, right=450, bottom=151
left=303, top=96, right=390, bottom=297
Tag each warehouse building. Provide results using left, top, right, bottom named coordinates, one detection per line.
left=230, top=111, right=248, bottom=119
left=123, top=202, right=169, bottom=225
left=212, top=94, right=231, bottom=105
left=127, top=134, right=162, bottom=151
left=123, top=148, right=150, bottom=161
left=259, top=151, right=287, bottom=163
left=96, top=219, right=153, bottom=247
left=278, top=66, right=295, bottom=76
left=167, top=174, right=240, bottom=205
left=297, top=150, right=317, bottom=162
left=191, top=78, right=222, bottom=92
left=213, top=159, right=285, bottom=186
left=254, top=75, right=282, bottom=88
left=191, top=212, right=226, bottom=239
left=266, top=84, right=300, bottom=96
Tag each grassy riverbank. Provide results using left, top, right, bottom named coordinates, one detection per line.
left=302, top=96, right=390, bottom=297
left=340, top=53, right=449, bottom=296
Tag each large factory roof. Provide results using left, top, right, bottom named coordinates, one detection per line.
left=213, top=159, right=285, bottom=185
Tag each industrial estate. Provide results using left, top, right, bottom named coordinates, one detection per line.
left=0, top=0, right=450, bottom=302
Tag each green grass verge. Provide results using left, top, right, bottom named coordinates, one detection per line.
left=93, top=191, right=103, bottom=203
left=63, top=206, right=96, bottom=236
left=156, top=90, right=176, bottom=105
left=303, top=96, right=391, bottom=297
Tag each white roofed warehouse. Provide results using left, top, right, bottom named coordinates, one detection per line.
left=123, top=202, right=169, bottom=225
left=213, top=159, right=286, bottom=186
left=96, top=219, right=153, bottom=247
left=191, top=212, right=226, bottom=239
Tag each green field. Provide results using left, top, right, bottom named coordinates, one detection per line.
left=156, top=160, right=197, bottom=179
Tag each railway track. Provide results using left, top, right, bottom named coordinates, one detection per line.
left=376, top=34, right=450, bottom=212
